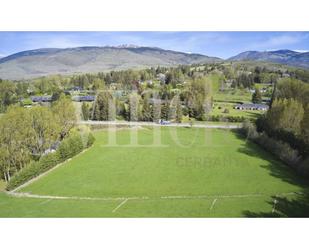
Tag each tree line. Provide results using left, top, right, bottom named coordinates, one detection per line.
left=83, top=76, right=212, bottom=122
left=0, top=95, right=76, bottom=181
left=243, top=78, right=309, bottom=176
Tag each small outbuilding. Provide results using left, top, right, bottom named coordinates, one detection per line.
left=234, top=103, right=269, bottom=111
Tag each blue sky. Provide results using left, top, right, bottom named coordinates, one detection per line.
left=0, top=32, right=308, bottom=59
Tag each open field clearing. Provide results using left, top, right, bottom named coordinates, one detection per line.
left=210, top=103, right=263, bottom=119
left=1, top=127, right=308, bottom=217
left=213, top=91, right=252, bottom=103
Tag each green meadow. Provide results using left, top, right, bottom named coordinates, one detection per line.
left=0, top=127, right=308, bottom=217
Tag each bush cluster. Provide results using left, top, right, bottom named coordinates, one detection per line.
left=206, top=115, right=246, bottom=123
left=256, top=116, right=309, bottom=157
left=255, top=133, right=301, bottom=166
left=6, top=131, right=95, bottom=191
left=241, top=120, right=308, bottom=177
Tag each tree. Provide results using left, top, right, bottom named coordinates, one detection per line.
left=160, top=99, right=169, bottom=120
left=301, top=104, right=309, bottom=144
left=184, top=77, right=212, bottom=120
left=52, top=94, right=76, bottom=139
left=235, top=73, right=254, bottom=88
left=274, top=78, right=309, bottom=106
left=81, top=102, right=90, bottom=120
left=0, top=107, right=33, bottom=180
left=92, top=78, right=105, bottom=91
left=176, top=96, right=183, bottom=123
left=266, top=98, right=304, bottom=135
left=128, top=92, right=140, bottom=121
left=165, top=72, right=173, bottom=84
left=35, top=77, right=49, bottom=94
left=51, top=89, right=64, bottom=102
left=0, top=80, right=17, bottom=112
left=252, top=87, right=262, bottom=104
left=93, top=91, right=115, bottom=121
left=29, top=106, right=61, bottom=155
left=168, top=95, right=182, bottom=123
left=0, top=100, right=76, bottom=181
left=0, top=147, right=10, bottom=181
left=141, top=94, right=153, bottom=121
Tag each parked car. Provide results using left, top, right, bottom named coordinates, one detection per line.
left=158, top=119, right=171, bottom=125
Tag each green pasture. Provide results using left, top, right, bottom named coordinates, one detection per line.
left=0, top=127, right=308, bottom=217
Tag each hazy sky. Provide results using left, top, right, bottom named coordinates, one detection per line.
left=0, top=32, right=308, bottom=59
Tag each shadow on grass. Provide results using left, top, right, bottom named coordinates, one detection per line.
left=243, top=192, right=309, bottom=217
left=243, top=111, right=262, bottom=119
left=231, top=130, right=309, bottom=217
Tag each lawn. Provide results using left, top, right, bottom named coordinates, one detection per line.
left=214, top=90, right=252, bottom=103
left=212, top=88, right=265, bottom=120
left=211, top=102, right=263, bottom=119
left=0, top=127, right=308, bottom=217
left=0, top=180, right=6, bottom=192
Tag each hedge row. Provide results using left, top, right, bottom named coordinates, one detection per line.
left=6, top=131, right=95, bottom=191
left=241, top=121, right=309, bottom=177
left=256, top=116, right=309, bottom=157
left=206, top=115, right=247, bottom=123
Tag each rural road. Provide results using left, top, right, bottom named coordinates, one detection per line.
left=78, top=121, right=241, bottom=129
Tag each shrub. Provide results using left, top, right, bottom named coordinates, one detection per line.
left=255, top=132, right=301, bottom=167
left=240, top=120, right=259, bottom=139
left=6, top=161, right=40, bottom=191
left=87, top=132, right=95, bottom=147
left=240, top=120, right=307, bottom=176
left=39, top=151, right=61, bottom=171
left=298, top=157, right=309, bottom=176
left=58, top=139, right=71, bottom=160
left=223, top=108, right=230, bottom=114
left=206, top=115, right=246, bottom=123
left=256, top=115, right=309, bottom=157
left=6, top=131, right=95, bottom=191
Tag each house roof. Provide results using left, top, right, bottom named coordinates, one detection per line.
left=72, top=95, right=95, bottom=102
left=235, top=103, right=269, bottom=109
left=31, top=96, right=52, bottom=102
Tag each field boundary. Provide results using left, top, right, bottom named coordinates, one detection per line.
left=6, top=191, right=300, bottom=202
left=112, top=198, right=129, bottom=212
left=10, top=146, right=93, bottom=193
left=79, top=120, right=241, bottom=129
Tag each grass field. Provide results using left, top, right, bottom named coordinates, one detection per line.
left=212, top=87, right=265, bottom=120
left=0, top=180, right=6, bottom=192
left=211, top=102, right=263, bottom=119
left=213, top=89, right=252, bottom=103
left=0, top=127, right=308, bottom=217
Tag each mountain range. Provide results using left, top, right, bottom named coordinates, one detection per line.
left=228, top=49, right=309, bottom=68
left=0, top=46, right=221, bottom=80
left=0, top=46, right=308, bottom=80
